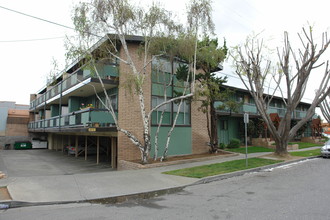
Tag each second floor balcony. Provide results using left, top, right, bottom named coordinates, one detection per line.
left=216, top=102, right=308, bottom=120
left=28, top=108, right=117, bottom=133
left=30, top=64, right=118, bottom=110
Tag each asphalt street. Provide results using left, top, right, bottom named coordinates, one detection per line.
left=1, top=157, right=329, bottom=220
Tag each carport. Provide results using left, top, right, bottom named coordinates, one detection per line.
left=48, top=133, right=117, bottom=169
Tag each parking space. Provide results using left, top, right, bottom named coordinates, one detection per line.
left=0, top=149, right=113, bottom=178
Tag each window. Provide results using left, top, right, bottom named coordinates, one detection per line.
left=151, top=57, right=191, bottom=126
left=236, top=94, right=244, bottom=103
left=220, top=120, right=228, bottom=130
left=152, top=96, right=171, bottom=125
left=109, top=94, right=117, bottom=111
left=151, top=96, right=191, bottom=126
left=173, top=100, right=190, bottom=125
left=98, top=94, right=117, bottom=111
left=248, top=96, right=255, bottom=104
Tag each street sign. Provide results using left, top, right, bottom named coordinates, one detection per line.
left=244, top=113, right=249, bottom=124
left=244, top=113, right=249, bottom=167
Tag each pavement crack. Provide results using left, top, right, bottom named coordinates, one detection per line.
left=73, top=175, right=87, bottom=201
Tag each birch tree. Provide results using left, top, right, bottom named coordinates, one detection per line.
left=66, top=0, right=214, bottom=164
left=231, top=27, right=330, bottom=156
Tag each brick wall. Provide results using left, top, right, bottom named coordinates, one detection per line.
left=191, top=99, right=209, bottom=154
left=116, top=42, right=210, bottom=165
left=117, top=43, right=152, bottom=162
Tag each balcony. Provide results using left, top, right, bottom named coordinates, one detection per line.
left=294, top=110, right=307, bottom=119
left=216, top=101, right=309, bottom=120
left=28, top=108, right=117, bottom=132
left=216, top=102, right=258, bottom=115
left=30, top=64, right=119, bottom=110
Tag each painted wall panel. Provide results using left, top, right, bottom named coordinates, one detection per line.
left=150, top=126, right=192, bottom=157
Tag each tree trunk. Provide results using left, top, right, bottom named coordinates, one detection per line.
left=274, top=139, right=289, bottom=156
left=209, top=100, right=218, bottom=153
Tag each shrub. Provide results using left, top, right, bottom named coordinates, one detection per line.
left=218, top=143, right=226, bottom=149
left=226, top=138, right=241, bottom=149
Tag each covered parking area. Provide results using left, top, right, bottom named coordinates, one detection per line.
left=47, top=132, right=118, bottom=169
left=0, top=149, right=113, bottom=178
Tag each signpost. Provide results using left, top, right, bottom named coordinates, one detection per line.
left=244, top=113, right=249, bottom=167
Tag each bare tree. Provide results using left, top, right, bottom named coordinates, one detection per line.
left=320, top=95, right=330, bottom=123
left=66, top=0, right=214, bottom=164
left=232, top=27, right=330, bottom=156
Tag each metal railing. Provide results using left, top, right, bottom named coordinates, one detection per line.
left=216, top=102, right=308, bottom=119
left=30, top=64, right=118, bottom=110
left=28, top=108, right=116, bottom=131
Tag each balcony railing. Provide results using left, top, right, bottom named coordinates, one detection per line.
left=216, top=102, right=308, bottom=119
left=28, top=108, right=117, bottom=131
left=30, top=64, right=118, bottom=110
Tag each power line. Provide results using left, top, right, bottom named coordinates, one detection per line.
left=0, top=5, right=102, bottom=38
left=0, top=5, right=75, bottom=31
left=0, top=36, right=67, bottom=43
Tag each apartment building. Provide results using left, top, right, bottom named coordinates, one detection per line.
left=28, top=36, right=209, bottom=169
left=215, top=73, right=314, bottom=145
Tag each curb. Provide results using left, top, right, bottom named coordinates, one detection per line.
left=0, top=186, right=185, bottom=209
left=0, top=156, right=321, bottom=210
left=191, top=156, right=320, bottom=185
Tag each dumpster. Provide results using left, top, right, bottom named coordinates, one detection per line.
left=14, top=141, right=32, bottom=150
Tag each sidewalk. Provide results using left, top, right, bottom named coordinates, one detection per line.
left=0, top=148, right=321, bottom=208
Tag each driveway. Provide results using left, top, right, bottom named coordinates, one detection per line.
left=0, top=149, right=113, bottom=177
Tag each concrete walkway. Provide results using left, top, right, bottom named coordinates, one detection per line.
left=0, top=146, right=322, bottom=207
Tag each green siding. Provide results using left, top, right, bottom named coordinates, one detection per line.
left=151, top=126, right=192, bottom=157
left=102, top=64, right=119, bottom=77
left=50, top=104, right=60, bottom=117
left=68, top=97, right=84, bottom=112
left=218, top=117, right=241, bottom=145
left=90, top=111, right=116, bottom=124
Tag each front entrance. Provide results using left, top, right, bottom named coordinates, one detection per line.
left=219, top=119, right=229, bottom=145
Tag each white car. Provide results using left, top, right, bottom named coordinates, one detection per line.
left=322, top=133, right=330, bottom=138
left=321, top=141, right=330, bottom=158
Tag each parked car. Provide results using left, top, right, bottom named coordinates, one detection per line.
left=322, top=133, right=330, bottom=138
left=67, top=145, right=107, bottom=156
left=321, top=141, right=330, bottom=158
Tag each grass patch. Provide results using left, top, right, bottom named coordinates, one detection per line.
left=290, top=149, right=320, bottom=157
left=163, top=158, right=283, bottom=178
left=225, top=146, right=274, bottom=154
left=290, top=142, right=322, bottom=149
left=271, top=142, right=322, bottom=149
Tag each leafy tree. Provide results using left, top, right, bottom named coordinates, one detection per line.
left=177, top=36, right=239, bottom=153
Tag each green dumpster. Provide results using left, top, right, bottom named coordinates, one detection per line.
left=14, top=141, right=32, bottom=150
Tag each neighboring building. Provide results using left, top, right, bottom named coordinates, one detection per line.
left=0, top=101, right=29, bottom=149
left=322, top=123, right=330, bottom=134
left=215, top=72, right=314, bottom=145
left=28, top=36, right=209, bottom=169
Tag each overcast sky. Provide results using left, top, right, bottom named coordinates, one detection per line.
left=0, top=0, right=329, bottom=107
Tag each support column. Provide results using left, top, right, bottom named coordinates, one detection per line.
left=85, top=136, right=88, bottom=161
left=96, top=136, right=100, bottom=164
left=48, top=133, right=54, bottom=150
left=75, top=136, right=78, bottom=157
left=61, top=135, right=64, bottom=152
left=55, top=135, right=58, bottom=151
left=111, top=137, right=117, bottom=169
